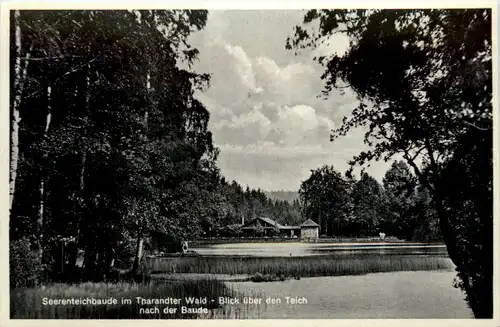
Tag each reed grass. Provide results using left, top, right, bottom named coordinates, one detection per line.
left=10, top=279, right=234, bottom=319
left=145, top=254, right=454, bottom=278
left=11, top=254, right=454, bottom=319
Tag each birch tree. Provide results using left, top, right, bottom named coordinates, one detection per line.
left=10, top=10, right=32, bottom=211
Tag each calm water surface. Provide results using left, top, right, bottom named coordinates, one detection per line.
left=191, top=242, right=448, bottom=257
left=185, top=243, right=469, bottom=319
left=218, top=271, right=472, bottom=319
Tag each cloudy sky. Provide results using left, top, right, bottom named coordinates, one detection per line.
left=188, top=10, right=396, bottom=191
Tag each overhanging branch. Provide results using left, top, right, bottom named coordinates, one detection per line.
left=463, top=120, right=491, bottom=131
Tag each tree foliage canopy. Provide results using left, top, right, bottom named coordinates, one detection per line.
left=299, top=165, right=350, bottom=236
left=287, top=8, right=493, bottom=318
left=9, top=9, right=217, bottom=283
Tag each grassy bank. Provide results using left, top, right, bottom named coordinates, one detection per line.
left=145, top=255, right=454, bottom=277
left=11, top=279, right=234, bottom=319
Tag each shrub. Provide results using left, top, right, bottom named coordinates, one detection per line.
left=10, top=238, right=43, bottom=288
left=148, top=232, right=183, bottom=253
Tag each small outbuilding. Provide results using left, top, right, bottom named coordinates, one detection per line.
left=300, top=219, right=320, bottom=241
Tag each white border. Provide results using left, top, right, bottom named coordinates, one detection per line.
left=1, top=1, right=498, bottom=327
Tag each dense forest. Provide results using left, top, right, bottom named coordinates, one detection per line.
left=265, top=190, right=299, bottom=203
left=9, top=9, right=219, bottom=286
left=8, top=9, right=304, bottom=288
left=197, top=180, right=302, bottom=238
left=9, top=8, right=493, bottom=319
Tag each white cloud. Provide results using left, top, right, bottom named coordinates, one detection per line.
left=253, top=56, right=319, bottom=105
left=221, top=42, right=264, bottom=94
left=211, top=102, right=336, bottom=148
left=188, top=11, right=392, bottom=190
left=277, top=105, right=319, bottom=130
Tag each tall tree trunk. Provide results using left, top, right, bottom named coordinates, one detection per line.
left=10, top=10, right=32, bottom=212
left=403, top=150, right=462, bottom=268
left=37, top=85, right=52, bottom=275
left=433, top=176, right=492, bottom=318
left=131, top=230, right=144, bottom=274
left=131, top=71, right=151, bottom=275
left=68, top=129, right=88, bottom=271
left=406, top=144, right=488, bottom=318
left=424, top=142, right=462, bottom=270
left=82, top=245, right=97, bottom=281
left=68, top=61, right=90, bottom=271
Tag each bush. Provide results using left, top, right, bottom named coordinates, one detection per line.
left=248, top=272, right=282, bottom=282
left=10, top=238, right=43, bottom=288
left=148, top=232, right=183, bottom=253
left=113, top=230, right=137, bottom=269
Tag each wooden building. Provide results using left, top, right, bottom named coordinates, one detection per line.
left=241, top=217, right=300, bottom=238
left=300, top=219, right=320, bottom=241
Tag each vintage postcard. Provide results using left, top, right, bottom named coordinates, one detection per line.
left=1, top=1, right=498, bottom=326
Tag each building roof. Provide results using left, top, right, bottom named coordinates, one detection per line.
left=258, top=217, right=284, bottom=229
left=241, top=217, right=300, bottom=230
left=300, top=219, right=320, bottom=228
left=241, top=216, right=280, bottom=228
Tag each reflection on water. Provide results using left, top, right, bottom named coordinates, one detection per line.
left=191, top=242, right=448, bottom=257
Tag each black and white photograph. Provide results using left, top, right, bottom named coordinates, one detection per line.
left=3, top=1, right=498, bottom=323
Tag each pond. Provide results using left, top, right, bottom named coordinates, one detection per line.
left=183, top=242, right=471, bottom=319
left=191, top=242, right=448, bottom=257
left=216, top=271, right=472, bottom=319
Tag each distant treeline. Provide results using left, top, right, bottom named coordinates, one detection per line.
left=213, top=161, right=441, bottom=243
left=298, top=162, right=440, bottom=242
left=205, top=180, right=302, bottom=237
left=265, top=190, right=299, bottom=203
